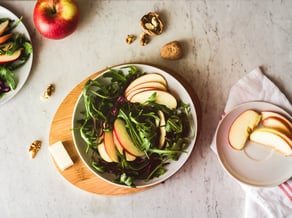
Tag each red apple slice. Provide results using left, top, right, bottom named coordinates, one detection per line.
left=97, top=142, right=113, bottom=162
left=125, top=73, right=167, bottom=94
left=125, top=81, right=167, bottom=97
left=113, top=118, right=145, bottom=157
left=228, top=110, right=261, bottom=150
left=126, top=87, right=156, bottom=101
left=129, top=89, right=177, bottom=109
left=261, top=111, right=292, bottom=128
left=250, top=127, right=292, bottom=156
left=103, top=131, right=119, bottom=162
left=262, top=116, right=292, bottom=137
left=113, top=131, right=136, bottom=161
left=0, top=33, right=13, bottom=44
left=158, top=110, right=166, bottom=148
left=0, top=49, right=22, bottom=64
left=0, top=20, right=9, bottom=36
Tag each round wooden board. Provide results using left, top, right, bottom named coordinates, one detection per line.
left=48, top=67, right=149, bottom=196
left=48, top=63, right=201, bottom=196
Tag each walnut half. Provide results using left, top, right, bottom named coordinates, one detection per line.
left=29, top=140, right=42, bottom=159
left=140, top=12, right=164, bottom=36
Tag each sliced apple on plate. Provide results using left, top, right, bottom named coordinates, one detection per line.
left=250, top=127, right=292, bottom=156
left=129, top=90, right=177, bottom=109
left=97, top=142, right=113, bottom=163
left=0, top=20, right=9, bottom=36
left=0, top=32, right=13, bottom=44
left=125, top=81, right=167, bottom=98
left=103, top=131, right=119, bottom=162
left=0, top=49, right=22, bottom=64
left=158, top=110, right=166, bottom=148
left=125, top=73, right=167, bottom=94
left=228, top=110, right=261, bottom=150
left=113, top=130, right=136, bottom=161
left=113, top=118, right=145, bottom=157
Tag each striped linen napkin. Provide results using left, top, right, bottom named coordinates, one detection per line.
left=210, top=67, right=292, bottom=217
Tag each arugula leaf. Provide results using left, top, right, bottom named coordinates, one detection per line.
left=0, top=66, right=16, bottom=90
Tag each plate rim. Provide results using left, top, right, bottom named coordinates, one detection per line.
left=216, top=100, right=292, bottom=187
left=0, top=6, right=33, bottom=105
left=71, top=63, right=199, bottom=188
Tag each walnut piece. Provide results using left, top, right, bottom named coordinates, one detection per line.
left=140, top=12, right=163, bottom=36
left=126, top=34, right=137, bottom=44
left=140, top=32, right=150, bottom=46
left=41, top=84, right=55, bottom=99
left=29, top=140, right=42, bottom=159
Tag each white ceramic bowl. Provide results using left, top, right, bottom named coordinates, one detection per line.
left=72, top=64, right=198, bottom=188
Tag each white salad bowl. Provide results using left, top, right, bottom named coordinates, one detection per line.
left=72, top=63, right=199, bottom=188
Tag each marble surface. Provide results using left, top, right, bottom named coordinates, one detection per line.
left=0, top=0, right=292, bottom=217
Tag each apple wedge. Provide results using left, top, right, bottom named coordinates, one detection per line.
left=97, top=142, right=113, bottom=162
left=158, top=110, right=166, bottom=148
left=125, top=73, right=167, bottom=94
left=0, top=49, right=22, bottom=64
left=228, top=110, right=261, bottom=150
left=261, top=111, right=292, bottom=128
left=250, top=128, right=292, bottom=156
left=113, top=118, right=145, bottom=157
left=103, top=131, right=119, bottom=162
left=262, top=117, right=292, bottom=137
left=129, top=89, right=177, bottom=109
left=125, top=81, right=167, bottom=97
left=0, top=20, right=9, bottom=36
left=113, top=130, right=136, bottom=161
left=0, top=33, right=13, bottom=44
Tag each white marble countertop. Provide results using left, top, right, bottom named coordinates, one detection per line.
left=1, top=0, right=292, bottom=217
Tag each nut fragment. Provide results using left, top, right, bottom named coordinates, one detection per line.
left=140, top=32, right=150, bottom=46
left=140, top=12, right=163, bottom=36
left=41, top=84, right=55, bottom=99
left=29, top=140, right=42, bottom=159
left=126, top=34, right=137, bottom=44
left=160, top=41, right=183, bottom=60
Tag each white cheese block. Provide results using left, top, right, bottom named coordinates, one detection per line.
left=49, top=141, right=74, bottom=171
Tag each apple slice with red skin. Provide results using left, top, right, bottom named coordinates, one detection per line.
left=261, top=111, right=292, bottom=128
left=125, top=81, right=167, bottom=97
left=0, top=20, right=9, bottom=36
left=262, top=116, right=292, bottom=138
left=0, top=49, right=22, bottom=64
left=250, top=127, right=292, bottom=156
left=113, top=130, right=136, bottom=161
left=228, top=110, right=261, bottom=150
left=0, top=33, right=13, bottom=44
left=113, top=118, right=145, bottom=157
left=126, top=88, right=157, bottom=101
left=125, top=73, right=167, bottom=94
left=129, top=89, right=177, bottom=109
left=97, top=142, right=113, bottom=162
left=103, top=131, right=119, bottom=163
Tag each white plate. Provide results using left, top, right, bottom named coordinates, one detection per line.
left=0, top=6, right=33, bottom=105
left=216, top=101, right=292, bottom=187
left=72, top=64, right=198, bottom=188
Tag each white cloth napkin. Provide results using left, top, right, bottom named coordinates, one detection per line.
left=210, top=67, right=292, bottom=218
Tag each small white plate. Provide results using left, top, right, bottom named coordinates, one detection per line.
left=0, top=6, right=33, bottom=105
left=216, top=101, right=292, bottom=187
left=72, top=63, right=198, bottom=188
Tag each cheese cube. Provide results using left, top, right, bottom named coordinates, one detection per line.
left=49, top=141, right=74, bottom=171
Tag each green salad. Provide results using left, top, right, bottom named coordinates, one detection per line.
left=0, top=17, right=32, bottom=98
left=76, top=65, right=194, bottom=187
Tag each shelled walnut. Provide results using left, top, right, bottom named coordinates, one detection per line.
left=126, top=34, right=137, bottom=44
left=140, top=32, right=150, bottom=46
left=29, top=140, right=42, bottom=159
left=140, top=12, right=163, bottom=36
left=41, top=84, right=55, bottom=99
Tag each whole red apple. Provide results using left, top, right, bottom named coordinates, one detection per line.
left=33, top=0, right=80, bottom=40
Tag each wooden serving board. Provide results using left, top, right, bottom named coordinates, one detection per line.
left=48, top=63, right=201, bottom=196
left=48, top=67, right=149, bottom=196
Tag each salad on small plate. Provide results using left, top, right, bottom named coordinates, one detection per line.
left=0, top=6, right=33, bottom=105
left=72, top=64, right=198, bottom=188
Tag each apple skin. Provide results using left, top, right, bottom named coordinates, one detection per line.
left=33, top=0, right=80, bottom=40
left=103, top=131, right=119, bottom=163
left=250, top=127, right=292, bottom=156
left=262, top=116, right=292, bottom=137
left=0, top=49, right=22, bottom=64
left=228, top=110, right=261, bottom=150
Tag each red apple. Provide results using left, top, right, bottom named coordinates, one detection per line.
left=33, top=0, right=80, bottom=40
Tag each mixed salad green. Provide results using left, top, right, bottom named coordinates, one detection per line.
left=0, top=17, right=32, bottom=98
left=76, top=65, right=194, bottom=187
